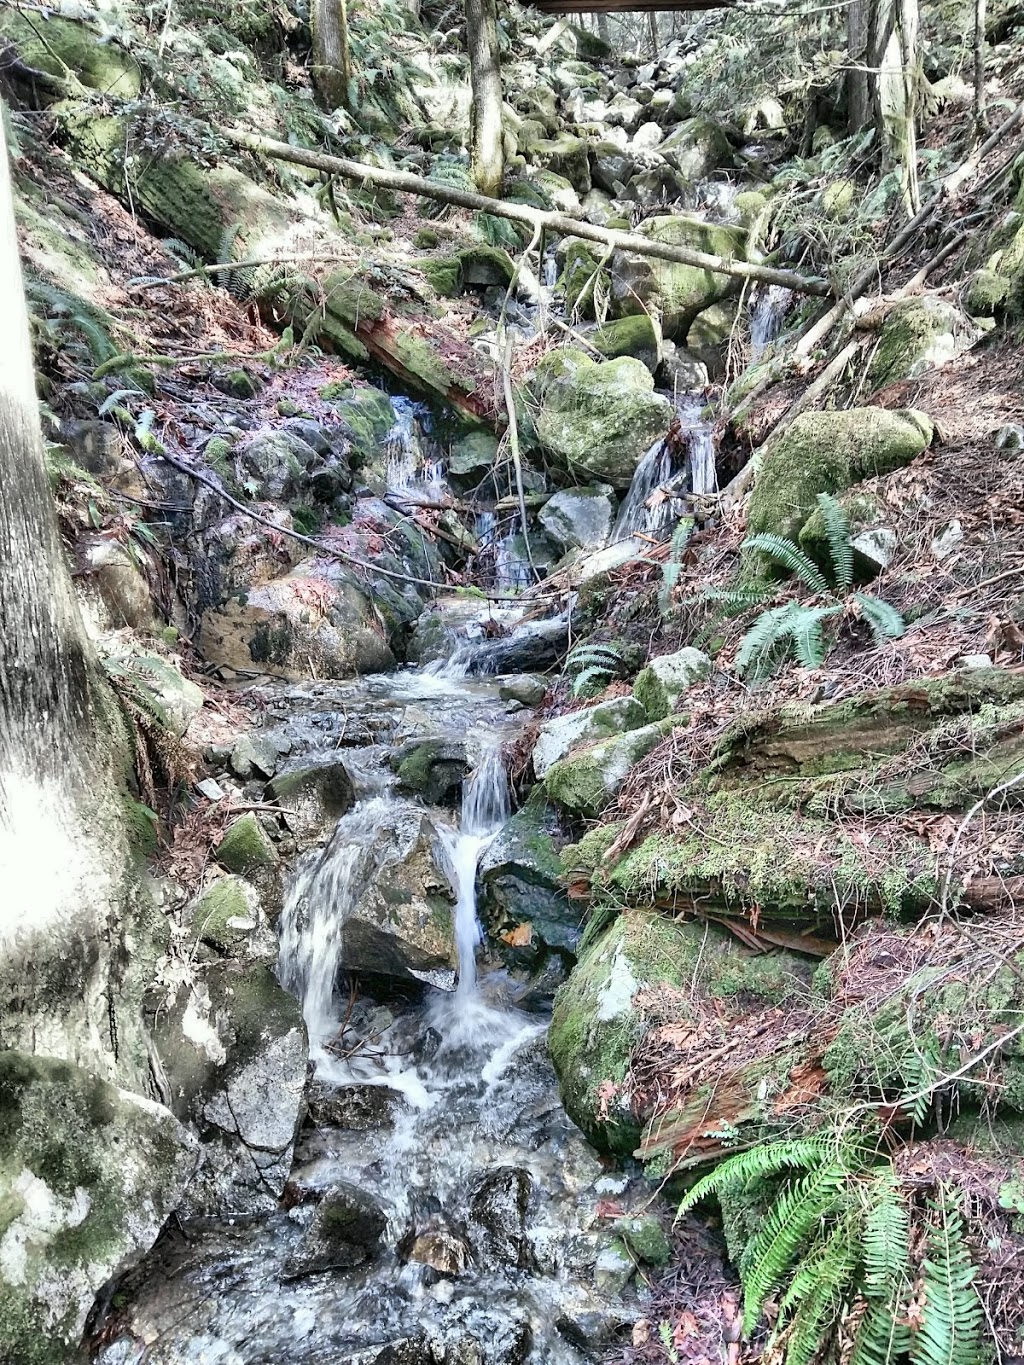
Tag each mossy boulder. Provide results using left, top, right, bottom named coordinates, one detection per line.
left=533, top=695, right=648, bottom=777
left=0, top=12, right=141, bottom=97
left=544, top=719, right=670, bottom=819
left=530, top=348, right=674, bottom=489
left=589, top=314, right=660, bottom=370
left=216, top=812, right=279, bottom=877
left=610, top=215, right=746, bottom=341
left=634, top=648, right=712, bottom=721
left=866, top=296, right=979, bottom=392
left=478, top=790, right=575, bottom=961
left=747, top=408, right=933, bottom=542
left=0, top=1052, right=194, bottom=1360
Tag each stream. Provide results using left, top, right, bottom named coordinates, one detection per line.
left=91, top=663, right=634, bottom=1365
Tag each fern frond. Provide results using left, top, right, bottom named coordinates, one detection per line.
left=742, top=533, right=830, bottom=593
left=817, top=492, right=854, bottom=590
left=910, top=1184, right=985, bottom=1365
left=853, top=592, right=906, bottom=643
left=676, top=1136, right=839, bottom=1220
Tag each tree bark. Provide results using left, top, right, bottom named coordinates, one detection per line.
left=466, top=0, right=504, bottom=197
left=311, top=0, right=352, bottom=110
left=218, top=125, right=832, bottom=296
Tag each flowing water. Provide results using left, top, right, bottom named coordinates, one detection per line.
left=92, top=665, right=630, bottom=1365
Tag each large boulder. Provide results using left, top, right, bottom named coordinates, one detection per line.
left=0, top=1053, right=195, bottom=1360
left=478, top=792, right=576, bottom=960
left=532, top=696, right=648, bottom=777
left=148, top=962, right=307, bottom=1216
left=544, top=720, right=670, bottom=819
left=866, top=296, right=980, bottom=392
left=747, top=407, right=934, bottom=542
left=198, top=564, right=396, bottom=680
left=610, top=215, right=746, bottom=341
left=539, top=486, right=616, bottom=552
left=530, top=349, right=674, bottom=489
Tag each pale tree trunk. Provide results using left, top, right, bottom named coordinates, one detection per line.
left=466, top=0, right=504, bottom=197
left=0, top=124, right=144, bottom=1081
left=311, top=0, right=352, bottom=111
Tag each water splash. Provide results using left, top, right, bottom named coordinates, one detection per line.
left=750, top=285, right=793, bottom=360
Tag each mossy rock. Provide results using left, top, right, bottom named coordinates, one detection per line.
left=216, top=812, right=279, bottom=876
left=747, top=407, right=933, bottom=542
left=0, top=1052, right=192, bottom=1360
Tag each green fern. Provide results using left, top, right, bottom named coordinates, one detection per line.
left=742, top=532, right=830, bottom=593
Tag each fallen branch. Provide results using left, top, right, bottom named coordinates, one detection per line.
left=216, top=125, right=831, bottom=298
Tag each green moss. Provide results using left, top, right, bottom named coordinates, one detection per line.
left=216, top=812, right=279, bottom=876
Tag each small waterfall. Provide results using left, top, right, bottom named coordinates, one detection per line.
left=611, top=395, right=716, bottom=541
left=749, top=284, right=793, bottom=360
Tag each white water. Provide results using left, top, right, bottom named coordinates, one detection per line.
left=749, top=284, right=793, bottom=360
left=611, top=394, right=716, bottom=541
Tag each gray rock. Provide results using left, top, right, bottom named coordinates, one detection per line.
left=539, top=486, right=615, bottom=551
left=532, top=696, right=647, bottom=777
left=283, top=1183, right=388, bottom=1279
left=148, top=963, right=307, bottom=1216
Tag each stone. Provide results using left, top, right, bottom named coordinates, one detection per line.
left=544, top=720, right=670, bottom=819
left=610, top=215, right=746, bottom=341
left=406, top=1223, right=470, bottom=1276
left=266, top=761, right=355, bottom=845
left=470, top=1166, right=532, bottom=1268
left=230, top=733, right=280, bottom=779
left=616, top=1215, right=671, bottom=1265
left=850, top=527, right=897, bottom=573
left=216, top=812, right=279, bottom=877
left=499, top=675, right=548, bottom=707
left=391, top=738, right=469, bottom=806
left=747, top=408, right=934, bottom=542
left=931, top=520, right=964, bottom=560
left=478, top=792, right=575, bottom=959
left=658, top=116, right=733, bottom=181
left=236, top=429, right=322, bottom=500
left=539, top=486, right=616, bottom=551
left=589, top=315, right=660, bottom=370
left=867, top=296, right=980, bottom=391
left=633, top=648, right=711, bottom=721
left=188, top=875, right=273, bottom=959
left=533, top=696, right=647, bottom=777
left=149, top=963, right=306, bottom=1217
left=198, top=565, right=396, bottom=682
left=283, top=1183, right=387, bottom=1279
left=530, top=348, right=674, bottom=489
left=0, top=1053, right=195, bottom=1361
left=306, top=1081, right=409, bottom=1131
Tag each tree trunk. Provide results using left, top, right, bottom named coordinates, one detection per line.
left=311, top=0, right=351, bottom=111
left=0, top=124, right=150, bottom=1082
left=466, top=0, right=504, bottom=197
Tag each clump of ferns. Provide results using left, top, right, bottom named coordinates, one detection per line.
left=684, top=494, right=905, bottom=677
left=679, top=1134, right=988, bottom=1365
left=102, top=658, right=196, bottom=819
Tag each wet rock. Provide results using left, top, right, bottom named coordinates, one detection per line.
left=406, top=1222, right=470, bottom=1276
left=283, top=1182, right=388, bottom=1279
left=633, top=647, right=712, bottom=721
left=610, top=215, right=746, bottom=341
left=538, top=485, right=615, bottom=551
left=499, top=674, right=547, bottom=707
left=266, top=760, right=355, bottom=845
left=544, top=720, right=670, bottom=819
left=391, top=737, right=469, bottom=806
left=198, top=563, right=396, bottom=681
left=479, top=793, right=576, bottom=959
left=532, top=695, right=647, bottom=777
left=237, top=429, right=321, bottom=500
left=530, top=348, right=673, bottom=489
left=307, top=1080, right=409, bottom=1130
left=747, top=407, right=933, bottom=542
left=469, top=1167, right=532, bottom=1268
left=216, top=812, right=279, bottom=877
left=0, top=1053, right=195, bottom=1361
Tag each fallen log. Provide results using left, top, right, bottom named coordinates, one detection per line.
left=216, top=125, right=832, bottom=299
